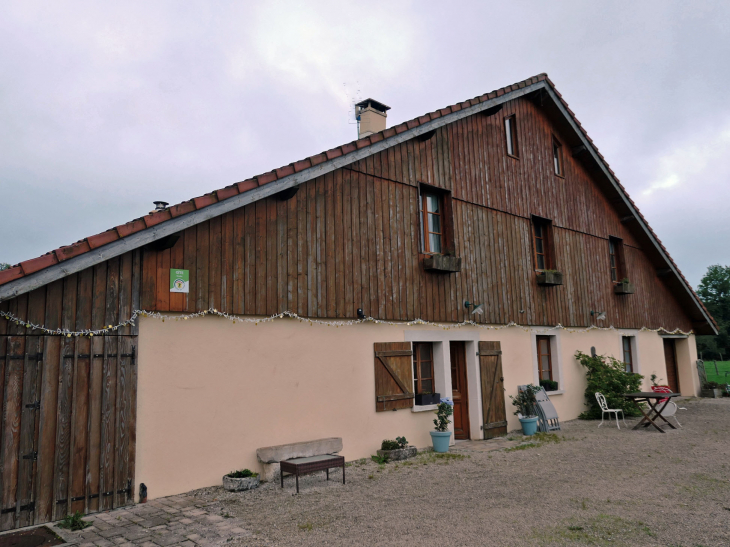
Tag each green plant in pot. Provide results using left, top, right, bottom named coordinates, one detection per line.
left=430, top=399, right=454, bottom=452
left=509, top=385, right=540, bottom=435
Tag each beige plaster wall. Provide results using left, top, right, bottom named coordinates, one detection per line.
left=135, top=317, right=697, bottom=499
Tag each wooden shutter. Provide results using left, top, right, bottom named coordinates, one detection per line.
left=478, top=341, right=508, bottom=438
left=374, top=343, right=414, bottom=412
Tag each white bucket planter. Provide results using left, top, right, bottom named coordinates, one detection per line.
left=222, top=474, right=260, bottom=492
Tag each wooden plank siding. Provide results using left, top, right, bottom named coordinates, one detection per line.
left=0, top=251, right=140, bottom=531
left=128, top=97, right=691, bottom=332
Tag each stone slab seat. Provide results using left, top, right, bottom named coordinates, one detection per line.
left=256, top=437, right=343, bottom=482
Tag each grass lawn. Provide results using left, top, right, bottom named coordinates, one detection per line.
left=701, top=359, right=730, bottom=384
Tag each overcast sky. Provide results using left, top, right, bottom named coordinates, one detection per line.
left=1, top=0, right=729, bottom=287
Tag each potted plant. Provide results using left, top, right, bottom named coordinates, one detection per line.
left=430, top=399, right=454, bottom=453
left=509, top=384, right=540, bottom=435
left=415, top=391, right=441, bottom=406
left=614, top=278, right=635, bottom=295
left=222, top=468, right=260, bottom=492
left=376, top=437, right=417, bottom=461
left=536, top=270, right=563, bottom=286
left=539, top=379, right=558, bottom=392
left=700, top=381, right=724, bottom=398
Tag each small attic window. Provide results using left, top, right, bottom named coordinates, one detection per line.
left=505, top=115, right=519, bottom=157
left=553, top=137, right=563, bottom=176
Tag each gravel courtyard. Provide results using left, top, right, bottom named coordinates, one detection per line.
left=191, top=397, right=730, bottom=547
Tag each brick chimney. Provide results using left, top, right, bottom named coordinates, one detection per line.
left=355, top=98, right=390, bottom=139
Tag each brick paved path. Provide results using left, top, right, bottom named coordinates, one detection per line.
left=52, top=494, right=252, bottom=547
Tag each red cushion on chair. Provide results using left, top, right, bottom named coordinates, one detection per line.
left=651, top=385, right=672, bottom=404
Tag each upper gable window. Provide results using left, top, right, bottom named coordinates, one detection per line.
left=419, top=185, right=455, bottom=256
left=609, top=237, right=625, bottom=282
left=552, top=137, right=563, bottom=176
left=505, top=115, right=519, bottom=157
left=532, top=216, right=554, bottom=271
left=420, top=191, right=443, bottom=254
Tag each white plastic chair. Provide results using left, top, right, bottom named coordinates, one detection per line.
left=650, top=386, right=683, bottom=427
left=595, top=392, right=627, bottom=429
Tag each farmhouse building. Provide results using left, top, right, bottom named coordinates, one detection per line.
left=0, top=73, right=716, bottom=530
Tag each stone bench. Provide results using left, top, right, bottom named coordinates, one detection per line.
left=256, top=437, right=343, bottom=482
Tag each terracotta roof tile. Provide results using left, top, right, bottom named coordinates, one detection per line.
left=193, top=194, right=218, bottom=209
left=293, top=159, right=312, bottom=173
left=116, top=218, right=147, bottom=238
left=87, top=229, right=120, bottom=249
left=341, top=142, right=357, bottom=154
left=275, top=165, right=295, bottom=178
left=256, top=172, right=277, bottom=185
left=55, top=240, right=91, bottom=262
left=21, top=253, right=58, bottom=275
left=309, top=153, right=328, bottom=166
left=168, top=200, right=196, bottom=218
left=144, top=209, right=172, bottom=228
left=236, top=179, right=258, bottom=193
left=0, top=266, right=24, bottom=285
left=354, top=139, right=370, bottom=150
left=216, top=185, right=239, bottom=200
left=325, top=148, right=344, bottom=159
left=369, top=133, right=384, bottom=144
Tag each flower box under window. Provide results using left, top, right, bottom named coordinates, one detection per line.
left=613, top=281, right=635, bottom=295
left=423, top=254, right=461, bottom=273
left=537, top=270, right=563, bottom=286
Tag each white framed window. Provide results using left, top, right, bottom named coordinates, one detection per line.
left=531, top=332, right=563, bottom=393
left=620, top=333, right=640, bottom=374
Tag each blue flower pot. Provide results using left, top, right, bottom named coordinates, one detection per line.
left=519, top=416, right=539, bottom=436
left=430, top=431, right=452, bottom=453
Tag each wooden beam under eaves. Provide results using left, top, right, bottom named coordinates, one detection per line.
left=620, top=215, right=636, bottom=223
left=656, top=268, right=672, bottom=277
left=571, top=144, right=587, bottom=157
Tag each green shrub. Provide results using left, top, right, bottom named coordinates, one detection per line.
left=58, top=511, right=90, bottom=531
left=381, top=436, right=408, bottom=451
left=433, top=401, right=454, bottom=432
left=227, top=469, right=258, bottom=478
left=540, top=379, right=559, bottom=391
left=703, top=381, right=719, bottom=389
left=576, top=351, right=644, bottom=419
left=509, top=384, right=540, bottom=417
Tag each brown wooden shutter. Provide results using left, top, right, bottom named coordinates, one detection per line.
left=478, top=341, right=508, bottom=438
left=374, top=342, right=414, bottom=412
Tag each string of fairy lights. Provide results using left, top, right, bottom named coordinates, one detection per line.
left=0, top=308, right=694, bottom=338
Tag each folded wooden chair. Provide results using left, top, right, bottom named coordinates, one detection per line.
left=518, top=385, right=561, bottom=432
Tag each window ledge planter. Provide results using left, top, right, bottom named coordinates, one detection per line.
left=536, top=271, right=563, bottom=286
left=613, top=282, right=635, bottom=295
left=376, top=446, right=418, bottom=461
left=222, top=474, right=260, bottom=492
left=423, top=254, right=461, bottom=273
left=415, top=392, right=441, bottom=406
left=700, top=388, right=724, bottom=398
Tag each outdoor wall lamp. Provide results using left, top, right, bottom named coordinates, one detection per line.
left=357, top=308, right=366, bottom=320
left=464, top=301, right=484, bottom=315
left=590, top=310, right=607, bottom=321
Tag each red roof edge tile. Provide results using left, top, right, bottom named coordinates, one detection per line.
left=256, top=172, right=277, bottom=185
left=87, top=229, right=120, bottom=249
left=55, top=240, right=92, bottom=262
left=237, top=179, right=258, bottom=193
left=0, top=266, right=24, bottom=285
left=116, top=218, right=147, bottom=238
left=168, top=200, right=196, bottom=218
left=21, top=253, right=58, bottom=275
left=144, top=209, right=172, bottom=228
left=216, top=185, right=239, bottom=200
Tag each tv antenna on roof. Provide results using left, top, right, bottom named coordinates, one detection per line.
left=343, top=81, right=362, bottom=125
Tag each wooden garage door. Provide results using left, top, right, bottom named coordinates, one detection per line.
left=0, top=334, right=137, bottom=531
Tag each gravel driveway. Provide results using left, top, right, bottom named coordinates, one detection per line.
left=192, top=398, right=730, bottom=547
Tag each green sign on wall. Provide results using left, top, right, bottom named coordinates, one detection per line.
left=170, top=269, right=189, bottom=293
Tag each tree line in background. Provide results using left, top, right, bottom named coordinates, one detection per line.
left=696, top=264, right=730, bottom=361
left=0, top=263, right=9, bottom=271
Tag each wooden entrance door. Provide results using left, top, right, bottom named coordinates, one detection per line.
left=663, top=338, right=680, bottom=393
left=449, top=342, right=470, bottom=440
left=0, top=334, right=137, bottom=532
left=478, top=341, right=507, bottom=439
